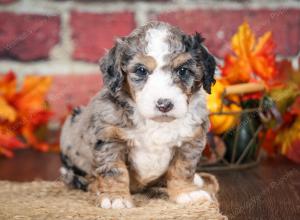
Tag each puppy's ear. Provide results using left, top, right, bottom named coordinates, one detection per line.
left=99, top=40, right=126, bottom=95
left=183, top=33, right=216, bottom=94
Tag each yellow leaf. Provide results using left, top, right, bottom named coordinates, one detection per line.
left=207, top=80, right=241, bottom=134
left=231, top=22, right=255, bottom=60
left=0, top=97, right=17, bottom=122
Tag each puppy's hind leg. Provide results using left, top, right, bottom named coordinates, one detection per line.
left=60, top=153, right=90, bottom=191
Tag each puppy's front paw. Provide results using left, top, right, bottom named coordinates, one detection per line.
left=175, top=190, right=212, bottom=204
left=97, top=194, right=134, bottom=209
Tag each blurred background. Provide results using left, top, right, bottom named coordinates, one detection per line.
left=0, top=0, right=299, bottom=218
left=0, top=0, right=299, bottom=119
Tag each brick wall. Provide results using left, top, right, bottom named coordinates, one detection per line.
left=0, top=0, right=299, bottom=118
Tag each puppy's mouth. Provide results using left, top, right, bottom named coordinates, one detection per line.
left=150, top=115, right=176, bottom=123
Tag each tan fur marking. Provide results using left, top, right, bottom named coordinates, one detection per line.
left=166, top=152, right=199, bottom=201
left=129, top=168, right=147, bottom=193
left=137, top=54, right=157, bottom=72
left=198, top=172, right=219, bottom=194
left=192, top=126, right=205, bottom=140
left=102, top=126, right=127, bottom=141
left=102, top=127, right=136, bottom=148
left=128, top=54, right=157, bottom=73
left=124, top=76, right=136, bottom=101
left=171, top=53, right=192, bottom=70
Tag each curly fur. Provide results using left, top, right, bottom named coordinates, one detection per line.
left=60, top=21, right=216, bottom=208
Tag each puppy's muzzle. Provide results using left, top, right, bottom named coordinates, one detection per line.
left=156, top=98, right=174, bottom=113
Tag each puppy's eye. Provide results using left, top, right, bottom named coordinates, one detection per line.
left=135, top=66, right=148, bottom=76
left=177, top=67, right=190, bottom=79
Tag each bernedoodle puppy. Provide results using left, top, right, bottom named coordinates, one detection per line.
left=60, top=21, right=216, bottom=209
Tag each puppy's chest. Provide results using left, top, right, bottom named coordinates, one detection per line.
left=126, top=120, right=194, bottom=183
left=129, top=142, right=174, bottom=184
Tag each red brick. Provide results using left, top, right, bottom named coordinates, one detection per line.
left=0, top=0, right=17, bottom=4
left=47, top=74, right=103, bottom=119
left=156, top=9, right=300, bottom=57
left=0, top=12, right=60, bottom=61
left=71, top=11, right=135, bottom=62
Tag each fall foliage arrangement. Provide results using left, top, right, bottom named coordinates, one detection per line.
left=0, top=72, right=54, bottom=157
left=0, top=22, right=299, bottom=164
left=205, top=22, right=300, bottom=165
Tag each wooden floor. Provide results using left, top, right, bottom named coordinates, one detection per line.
left=0, top=149, right=299, bottom=220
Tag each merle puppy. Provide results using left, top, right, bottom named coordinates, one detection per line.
left=60, top=21, right=216, bottom=209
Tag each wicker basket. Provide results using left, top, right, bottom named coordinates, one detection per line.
left=199, top=83, right=276, bottom=171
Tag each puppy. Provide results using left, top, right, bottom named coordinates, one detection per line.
left=60, top=21, right=216, bottom=209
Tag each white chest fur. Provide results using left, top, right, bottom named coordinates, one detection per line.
left=130, top=141, right=173, bottom=183
left=127, top=116, right=196, bottom=183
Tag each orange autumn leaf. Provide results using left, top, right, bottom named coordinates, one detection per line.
left=252, top=32, right=277, bottom=81
left=221, top=22, right=277, bottom=84
left=15, top=76, right=52, bottom=114
left=222, top=55, right=252, bottom=83
left=0, top=71, right=53, bottom=157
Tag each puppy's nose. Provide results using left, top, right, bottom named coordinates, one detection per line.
left=156, top=98, right=174, bottom=113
